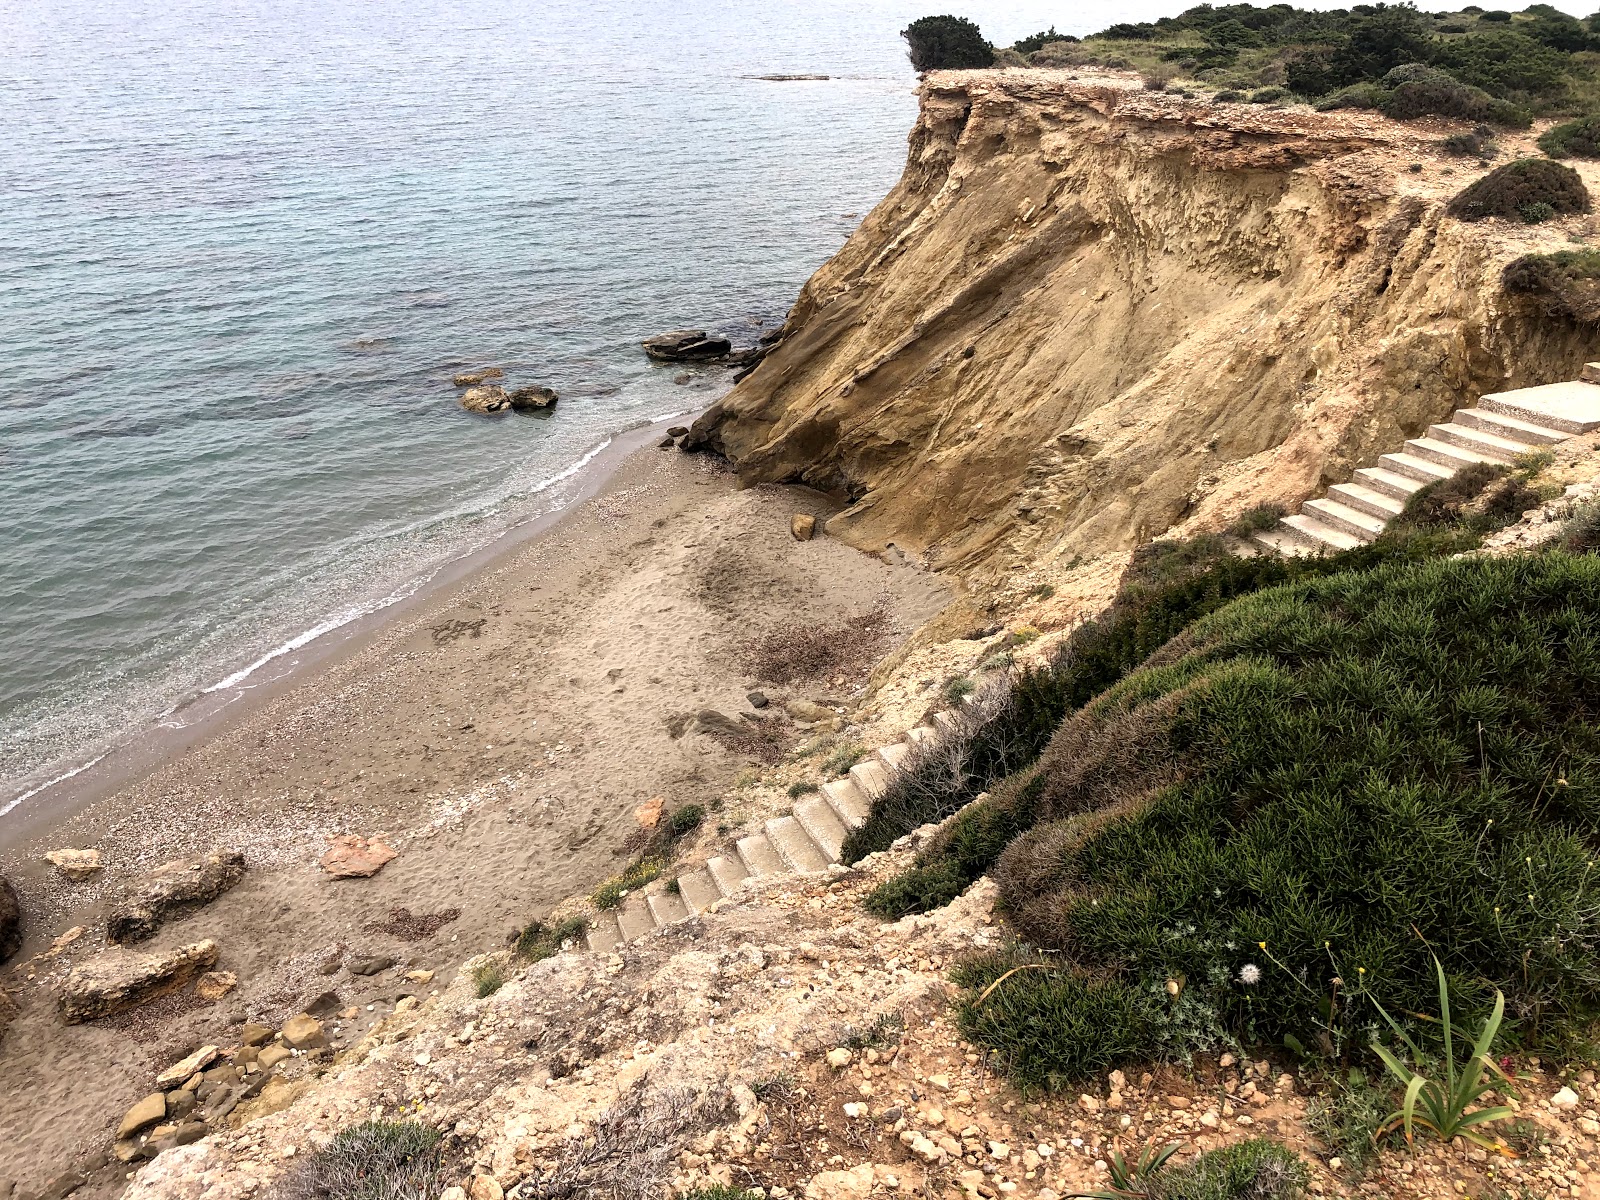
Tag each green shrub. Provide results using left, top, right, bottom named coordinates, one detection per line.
left=1013, top=27, right=1069, bottom=54
left=864, top=859, right=972, bottom=918
left=1248, top=86, right=1290, bottom=103
left=1441, top=128, right=1496, bottom=157
left=959, top=553, right=1600, bottom=1087
left=1563, top=500, right=1600, bottom=552
left=1540, top=114, right=1600, bottom=158
left=1431, top=29, right=1570, bottom=103
left=668, top=803, right=705, bottom=838
left=1380, top=75, right=1529, bottom=126
left=1481, top=9, right=1512, bottom=20
left=1213, top=89, right=1246, bottom=102
left=1304, top=1071, right=1393, bottom=1171
left=1228, top=503, right=1287, bottom=537
left=822, top=741, right=864, bottom=777
left=472, top=960, right=506, bottom=998
left=902, top=15, right=995, bottom=72
left=943, top=675, right=976, bottom=704
left=515, top=915, right=588, bottom=963
left=1503, top=248, right=1600, bottom=321
left=1314, top=82, right=1389, bottom=110
left=678, top=1188, right=757, bottom=1200
left=1149, top=1139, right=1309, bottom=1200
left=276, top=1120, right=443, bottom=1200
left=1447, top=158, right=1591, bottom=221
left=591, top=857, right=662, bottom=910
left=787, top=780, right=819, bottom=799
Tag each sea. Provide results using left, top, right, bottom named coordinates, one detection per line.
left=0, top=0, right=1575, bottom=820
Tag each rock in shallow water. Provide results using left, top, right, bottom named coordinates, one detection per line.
left=60, top=939, right=219, bottom=1024
left=508, top=385, right=558, bottom=410
left=452, top=368, right=503, bottom=387
left=459, top=385, right=511, bottom=414
left=641, top=329, right=732, bottom=362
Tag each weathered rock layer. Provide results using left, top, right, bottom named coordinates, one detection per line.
left=686, top=70, right=1596, bottom=578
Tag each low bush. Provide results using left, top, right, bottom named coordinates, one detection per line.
left=1248, top=86, right=1289, bottom=103
left=955, top=553, right=1600, bottom=1089
left=1304, top=1071, right=1393, bottom=1171
left=1213, top=89, right=1245, bottom=102
left=1440, top=128, right=1496, bottom=157
left=1540, top=114, right=1600, bottom=159
left=472, top=960, right=506, bottom=998
left=1013, top=27, right=1068, bottom=54
left=667, top=803, right=705, bottom=837
left=1503, top=248, right=1600, bottom=322
left=1149, top=1139, right=1310, bottom=1199
left=902, top=15, right=994, bottom=72
left=1313, top=82, right=1388, bottom=110
left=1447, top=158, right=1591, bottom=222
left=1379, top=76, right=1528, bottom=126
left=1564, top=500, right=1600, bottom=552
left=786, top=780, right=819, bottom=799
left=1396, top=460, right=1536, bottom=532
left=1227, top=504, right=1287, bottom=537
left=274, top=1120, right=444, bottom=1200
left=591, top=858, right=661, bottom=910
left=515, top=915, right=588, bottom=963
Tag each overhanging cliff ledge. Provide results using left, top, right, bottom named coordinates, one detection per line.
left=685, top=68, right=1599, bottom=579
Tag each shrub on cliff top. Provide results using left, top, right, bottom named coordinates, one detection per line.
left=954, top=552, right=1600, bottom=1088
left=1540, top=114, right=1600, bottom=159
left=1447, top=158, right=1590, bottom=221
left=902, top=15, right=995, bottom=72
left=1503, top=248, right=1600, bottom=321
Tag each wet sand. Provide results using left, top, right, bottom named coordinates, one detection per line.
left=0, top=442, right=949, bottom=1190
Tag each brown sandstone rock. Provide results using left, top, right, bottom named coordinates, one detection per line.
left=460, top=385, right=511, bottom=414
left=106, top=851, right=245, bottom=944
left=452, top=368, right=503, bottom=387
left=117, top=1094, right=166, bottom=1141
left=194, top=970, right=237, bottom=1002
left=642, top=330, right=732, bottom=362
left=508, top=385, right=558, bottom=410
left=59, top=940, right=218, bottom=1024
left=280, top=1013, right=326, bottom=1050
left=790, top=513, right=817, bottom=541
left=45, top=848, right=103, bottom=881
left=634, top=797, right=664, bottom=831
left=320, top=835, right=396, bottom=879
left=240, top=1023, right=273, bottom=1047
left=156, top=1046, right=219, bottom=1088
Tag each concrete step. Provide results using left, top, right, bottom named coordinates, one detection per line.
left=647, top=889, right=689, bottom=927
left=821, top=777, right=872, bottom=827
left=1427, top=422, right=1529, bottom=463
left=1454, top=407, right=1569, bottom=446
left=616, top=897, right=655, bottom=941
left=1378, top=450, right=1454, bottom=484
left=793, top=794, right=849, bottom=861
left=706, top=854, right=749, bottom=896
left=877, top=741, right=911, bottom=772
left=905, top=725, right=938, bottom=747
left=849, top=758, right=891, bottom=799
left=1302, top=497, right=1385, bottom=542
left=933, top=710, right=960, bottom=733
left=676, top=868, right=721, bottom=915
left=736, top=833, right=786, bottom=878
left=1481, top=380, right=1600, bottom=434
left=765, top=815, right=830, bottom=872
left=585, top=911, right=622, bottom=953
left=1353, top=466, right=1427, bottom=501
left=1404, top=435, right=1502, bottom=472
left=1326, top=482, right=1405, bottom=521
left=1282, top=512, right=1364, bottom=552
left=1251, top=524, right=1329, bottom=558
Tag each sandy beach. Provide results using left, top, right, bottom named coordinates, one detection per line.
left=0, top=440, right=949, bottom=1189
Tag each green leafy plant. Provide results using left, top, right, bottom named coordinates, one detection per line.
left=667, top=803, right=705, bottom=838
left=901, top=15, right=995, bottom=72
left=1369, top=956, right=1518, bottom=1155
left=590, top=857, right=662, bottom=910
left=943, top=675, right=976, bottom=704
left=1150, top=1139, right=1308, bottom=1199
left=515, top=915, right=588, bottom=963
left=822, top=741, right=864, bottom=777
left=1065, top=1139, right=1182, bottom=1198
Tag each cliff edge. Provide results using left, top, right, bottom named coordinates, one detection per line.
left=686, top=69, right=1598, bottom=579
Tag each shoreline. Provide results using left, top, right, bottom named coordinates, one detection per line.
left=0, top=414, right=690, bottom=853
left=0, top=435, right=950, bottom=1185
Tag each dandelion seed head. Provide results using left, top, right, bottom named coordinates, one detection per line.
left=1239, top=964, right=1262, bottom=985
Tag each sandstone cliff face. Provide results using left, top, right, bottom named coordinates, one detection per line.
left=687, top=70, right=1598, bottom=578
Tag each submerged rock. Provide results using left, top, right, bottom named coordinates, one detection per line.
left=106, top=851, right=246, bottom=945
left=460, top=385, right=512, bottom=414
left=0, top=877, right=19, bottom=964
left=60, top=939, right=219, bottom=1023
left=508, top=385, right=558, bottom=410
left=452, top=368, right=503, bottom=387
left=642, top=330, right=733, bottom=362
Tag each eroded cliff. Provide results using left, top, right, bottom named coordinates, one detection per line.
left=687, top=69, right=1599, bottom=577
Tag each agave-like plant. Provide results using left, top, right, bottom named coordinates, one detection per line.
left=1065, top=1138, right=1183, bottom=1199
left=1370, top=956, right=1518, bottom=1156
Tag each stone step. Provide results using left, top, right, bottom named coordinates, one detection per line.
left=736, top=833, right=786, bottom=879
left=1251, top=524, right=1329, bottom=558
left=765, top=815, right=830, bottom=873
left=849, top=758, right=892, bottom=799
left=876, top=741, right=911, bottom=772
left=1353, top=466, right=1428, bottom=501
left=1481, top=380, right=1600, bottom=434
left=1378, top=450, right=1455, bottom=484
left=1282, top=512, right=1364, bottom=552
left=821, top=777, right=872, bottom=828
left=647, top=889, right=689, bottom=927
left=585, top=911, right=622, bottom=953
left=1454, top=407, right=1570, bottom=446
left=1404, top=435, right=1502, bottom=472
left=706, top=854, right=749, bottom=896
left=793, top=794, right=849, bottom=861
left=676, top=868, right=721, bottom=915
left=616, top=897, right=655, bottom=941
left=1326, top=482, right=1405, bottom=521
left=1427, top=422, right=1530, bottom=463
left=905, top=725, right=938, bottom=747
left=933, top=710, right=960, bottom=733
left=1302, top=497, right=1386, bottom=542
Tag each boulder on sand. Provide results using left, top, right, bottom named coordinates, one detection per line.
left=508, top=385, right=558, bottom=410
left=460, top=385, right=511, bottom=414
left=791, top=513, right=817, bottom=541
left=320, top=834, right=397, bottom=879
left=106, top=851, right=246, bottom=945
left=641, top=330, right=733, bottom=363
left=45, top=848, right=103, bottom=881
left=59, top=939, right=219, bottom=1024
left=0, top=877, right=19, bottom=964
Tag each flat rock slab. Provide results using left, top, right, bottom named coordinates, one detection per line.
left=320, top=835, right=396, bottom=879
left=107, top=851, right=246, bottom=945
left=60, top=939, right=218, bottom=1024
left=45, top=848, right=104, bottom=881
left=1482, top=380, right=1600, bottom=434
left=642, top=330, right=732, bottom=362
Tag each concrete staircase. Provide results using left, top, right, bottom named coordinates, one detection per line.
left=1253, top=375, right=1600, bottom=556
left=582, top=716, right=952, bottom=952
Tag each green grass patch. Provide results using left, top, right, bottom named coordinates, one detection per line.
left=787, top=780, right=819, bottom=799
left=822, top=741, right=865, bottom=778
left=591, top=857, right=662, bottom=910
left=515, top=915, right=589, bottom=963
left=954, top=552, right=1600, bottom=1088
